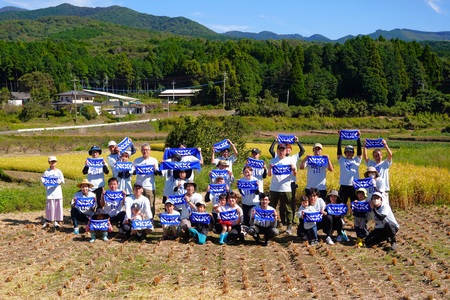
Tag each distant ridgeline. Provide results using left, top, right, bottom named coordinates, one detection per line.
left=0, top=4, right=449, bottom=118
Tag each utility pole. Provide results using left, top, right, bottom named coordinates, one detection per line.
left=286, top=89, right=289, bottom=106
left=223, top=72, right=227, bottom=109
left=170, top=81, right=175, bottom=118
left=71, top=76, right=78, bottom=124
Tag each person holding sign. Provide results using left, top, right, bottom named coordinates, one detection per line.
left=238, top=165, right=260, bottom=226
left=189, top=201, right=212, bottom=245
left=365, top=192, right=399, bottom=251
left=70, top=179, right=97, bottom=235
left=299, top=143, right=334, bottom=200
left=86, top=210, right=112, bottom=243
left=323, top=190, right=348, bottom=244
left=245, top=148, right=268, bottom=193
left=116, top=151, right=134, bottom=196
left=211, top=138, right=238, bottom=172
left=268, top=143, right=297, bottom=235
left=209, top=160, right=234, bottom=190
left=247, top=193, right=279, bottom=246
left=219, top=192, right=243, bottom=245
left=41, top=155, right=65, bottom=229
left=269, top=135, right=305, bottom=228
left=133, top=143, right=161, bottom=217
left=82, top=145, right=109, bottom=206
left=100, top=177, right=126, bottom=230
left=160, top=199, right=181, bottom=240
left=122, top=203, right=148, bottom=241
left=352, top=188, right=372, bottom=247
left=337, top=130, right=362, bottom=205
left=297, top=195, right=319, bottom=246
left=107, top=138, right=136, bottom=178
left=363, top=139, right=393, bottom=204
left=179, top=180, right=203, bottom=239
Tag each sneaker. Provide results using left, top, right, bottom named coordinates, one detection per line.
left=42, top=222, right=49, bottom=229
left=325, top=236, right=334, bottom=245
left=73, top=227, right=79, bottom=235
left=285, top=226, right=293, bottom=236
left=54, top=221, right=60, bottom=228
left=336, top=235, right=343, bottom=242
left=391, top=242, right=398, bottom=251
left=89, top=238, right=96, bottom=243
left=103, top=236, right=109, bottom=242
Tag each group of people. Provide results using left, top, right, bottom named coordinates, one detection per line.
left=41, top=132, right=399, bottom=250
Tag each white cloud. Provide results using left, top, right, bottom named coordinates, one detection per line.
left=209, top=24, right=249, bottom=33
left=426, top=0, right=443, bottom=13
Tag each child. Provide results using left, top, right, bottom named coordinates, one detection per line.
left=247, top=193, right=279, bottom=246
left=71, top=179, right=97, bottom=235
left=210, top=160, right=234, bottom=190
left=352, top=188, right=372, bottom=247
left=365, top=192, right=399, bottom=251
left=238, top=165, right=260, bottom=226
left=211, top=138, right=238, bottom=172
left=323, top=190, right=348, bottom=243
left=173, top=169, right=190, bottom=195
left=122, top=203, right=145, bottom=240
left=82, top=145, right=109, bottom=206
left=100, top=177, right=126, bottom=230
left=86, top=210, right=112, bottom=243
left=221, top=192, right=244, bottom=245
left=297, top=196, right=319, bottom=246
left=216, top=193, right=232, bottom=245
left=41, top=155, right=64, bottom=229
left=117, top=151, right=134, bottom=196
left=189, top=201, right=212, bottom=244
left=160, top=200, right=181, bottom=240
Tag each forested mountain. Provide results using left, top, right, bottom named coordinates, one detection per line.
left=0, top=4, right=449, bottom=122
left=0, top=3, right=218, bottom=38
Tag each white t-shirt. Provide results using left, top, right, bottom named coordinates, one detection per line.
left=133, top=156, right=159, bottom=190
left=124, top=194, right=152, bottom=220
left=338, top=156, right=362, bottom=185
left=269, top=156, right=295, bottom=192
left=42, top=168, right=64, bottom=199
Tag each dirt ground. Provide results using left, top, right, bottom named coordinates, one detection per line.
left=0, top=204, right=449, bottom=300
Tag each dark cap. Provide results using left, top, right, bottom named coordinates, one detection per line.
left=251, top=148, right=261, bottom=154
left=131, top=203, right=141, bottom=210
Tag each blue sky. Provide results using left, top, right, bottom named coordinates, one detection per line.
left=0, top=0, right=449, bottom=40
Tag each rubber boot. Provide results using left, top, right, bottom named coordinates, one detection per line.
left=219, top=233, right=226, bottom=245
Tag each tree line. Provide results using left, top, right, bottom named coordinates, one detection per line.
left=0, top=35, right=449, bottom=119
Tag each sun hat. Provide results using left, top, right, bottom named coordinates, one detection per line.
left=183, top=179, right=197, bottom=190
left=364, top=166, right=380, bottom=178
left=77, top=179, right=93, bottom=188
left=48, top=155, right=57, bottom=162
left=326, top=190, right=341, bottom=202
left=217, top=160, right=229, bottom=167
left=88, top=145, right=102, bottom=155
left=355, top=188, right=368, bottom=198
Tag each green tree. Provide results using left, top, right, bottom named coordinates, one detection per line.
left=80, top=105, right=97, bottom=120
left=290, top=45, right=307, bottom=106
left=18, top=71, right=57, bottom=110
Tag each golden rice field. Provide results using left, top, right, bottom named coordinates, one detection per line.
left=0, top=143, right=449, bottom=207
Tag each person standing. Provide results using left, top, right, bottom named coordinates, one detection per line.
left=299, top=143, right=334, bottom=200
left=268, top=143, right=297, bottom=235
left=133, top=143, right=161, bottom=217
left=363, top=139, right=393, bottom=204
left=41, top=155, right=65, bottom=229
left=337, top=131, right=362, bottom=204
left=83, top=145, right=109, bottom=206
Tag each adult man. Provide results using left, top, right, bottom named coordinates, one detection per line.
left=337, top=131, right=362, bottom=204
left=124, top=181, right=153, bottom=240
left=268, top=143, right=297, bottom=235
left=363, top=139, right=393, bottom=204
left=107, top=139, right=136, bottom=178
left=133, top=143, right=161, bottom=217
left=269, top=135, right=305, bottom=225
left=299, top=143, right=334, bottom=200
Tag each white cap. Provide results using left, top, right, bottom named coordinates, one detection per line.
left=48, top=156, right=57, bottom=162
left=108, top=141, right=117, bottom=147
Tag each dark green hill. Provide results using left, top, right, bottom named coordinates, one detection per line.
left=0, top=3, right=219, bottom=38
